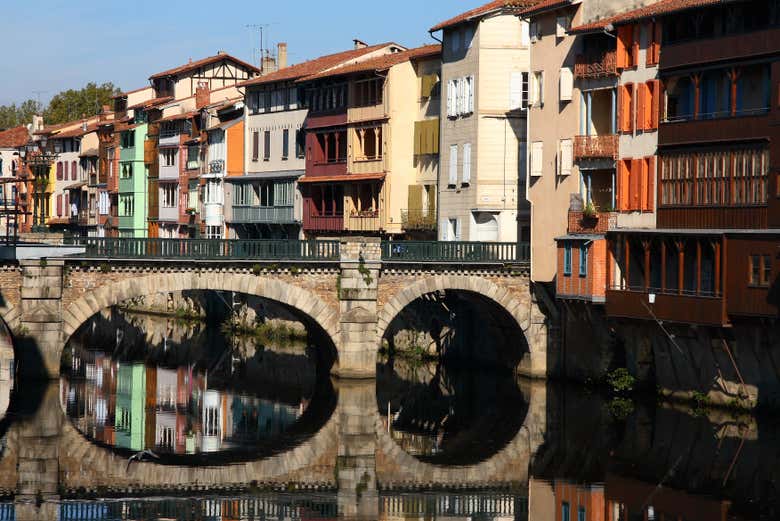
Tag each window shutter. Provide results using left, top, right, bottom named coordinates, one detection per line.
left=559, top=68, right=573, bottom=102
left=454, top=218, right=462, bottom=241
left=616, top=26, right=632, bottom=69
left=650, top=80, right=661, bottom=129
left=520, top=21, right=530, bottom=46
left=640, top=157, right=649, bottom=211
left=72, top=160, right=77, bottom=180
left=282, top=129, right=289, bottom=159
left=264, top=131, right=271, bottom=160
left=440, top=218, right=449, bottom=241
left=559, top=139, right=573, bottom=176
left=636, top=83, right=647, bottom=131
left=57, top=162, right=63, bottom=180
left=64, top=161, right=69, bottom=180
left=652, top=22, right=662, bottom=65
left=57, top=194, right=62, bottom=217
left=462, top=143, right=471, bottom=184
left=538, top=72, right=545, bottom=105
left=618, top=160, right=630, bottom=211
left=413, top=121, right=422, bottom=155
left=510, top=72, right=523, bottom=110
left=531, top=141, right=544, bottom=177
left=446, top=80, right=454, bottom=117
left=449, top=144, right=458, bottom=185
left=619, top=84, right=634, bottom=133
left=630, top=159, right=642, bottom=211
left=252, top=131, right=259, bottom=161
left=646, top=156, right=656, bottom=210
left=468, top=76, right=475, bottom=113
left=408, top=185, right=423, bottom=213
left=631, top=25, right=640, bottom=67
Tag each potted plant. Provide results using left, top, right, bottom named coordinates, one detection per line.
left=582, top=201, right=599, bottom=219
left=185, top=207, right=197, bottom=216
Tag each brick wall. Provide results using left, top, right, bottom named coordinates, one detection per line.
left=568, top=211, right=616, bottom=234
left=556, top=238, right=607, bottom=301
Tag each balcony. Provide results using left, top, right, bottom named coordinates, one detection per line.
left=159, top=130, right=180, bottom=148
left=159, top=205, right=178, bottom=222
left=574, top=51, right=618, bottom=80
left=346, top=210, right=381, bottom=233
left=309, top=159, right=347, bottom=178
left=574, top=135, right=618, bottom=161
left=568, top=210, right=616, bottom=234
left=208, top=160, right=225, bottom=175
left=606, top=288, right=726, bottom=326
left=303, top=213, right=344, bottom=233
left=348, top=102, right=386, bottom=123
left=402, top=209, right=437, bottom=231
left=232, top=206, right=296, bottom=224
left=350, top=157, right=384, bottom=176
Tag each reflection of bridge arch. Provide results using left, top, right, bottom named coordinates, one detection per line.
left=61, top=273, right=340, bottom=367
left=374, top=379, right=546, bottom=488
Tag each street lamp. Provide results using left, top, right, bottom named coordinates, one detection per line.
left=20, top=136, right=57, bottom=233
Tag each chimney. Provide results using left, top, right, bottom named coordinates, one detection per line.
left=277, top=43, right=288, bottom=70
left=261, top=52, right=277, bottom=76
left=353, top=39, right=368, bottom=50
left=196, top=82, right=210, bottom=109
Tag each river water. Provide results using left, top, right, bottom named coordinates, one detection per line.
left=0, top=306, right=778, bottom=520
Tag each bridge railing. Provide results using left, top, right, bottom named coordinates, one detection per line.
left=64, top=237, right=341, bottom=261
left=381, top=241, right=530, bottom=264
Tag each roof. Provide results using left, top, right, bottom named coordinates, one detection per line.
left=518, top=0, right=573, bottom=17
left=299, top=45, right=441, bottom=82
left=298, top=172, right=386, bottom=184
left=160, top=111, right=199, bottom=122
left=569, top=0, right=718, bottom=34
left=239, top=43, right=404, bottom=87
left=51, top=122, right=102, bottom=139
left=112, top=86, right=149, bottom=99
left=430, top=0, right=543, bottom=32
left=0, top=126, right=29, bottom=148
left=149, top=52, right=261, bottom=80
left=128, top=96, right=174, bottom=110
left=555, top=234, right=605, bottom=241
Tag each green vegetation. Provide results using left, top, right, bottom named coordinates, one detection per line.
left=357, top=256, right=373, bottom=286
left=606, top=368, right=636, bottom=393
left=0, top=82, right=120, bottom=128
left=222, top=319, right=307, bottom=345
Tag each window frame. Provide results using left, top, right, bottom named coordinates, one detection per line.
left=563, top=242, right=572, bottom=277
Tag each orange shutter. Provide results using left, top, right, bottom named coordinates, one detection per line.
left=630, top=159, right=642, bottom=211
left=652, top=22, right=662, bottom=65
left=649, top=80, right=660, bottom=129
left=618, top=160, right=631, bottom=211
left=645, top=156, right=656, bottom=211
left=631, top=25, right=640, bottom=67
left=637, top=83, right=647, bottom=131
left=619, top=84, right=634, bottom=133
left=640, top=158, right=649, bottom=211
left=616, top=26, right=632, bottom=69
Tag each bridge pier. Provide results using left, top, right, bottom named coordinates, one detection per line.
left=334, top=238, right=381, bottom=379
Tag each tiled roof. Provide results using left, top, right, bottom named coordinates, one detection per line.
left=517, top=0, right=573, bottom=17
left=112, top=86, right=149, bottom=99
left=298, top=172, right=386, bottom=184
left=0, top=126, right=29, bottom=148
left=569, top=0, right=718, bottom=34
left=128, top=96, right=174, bottom=110
left=240, top=43, right=404, bottom=87
left=160, top=111, right=199, bottom=122
left=299, top=45, right=441, bottom=82
left=430, top=0, right=543, bottom=32
left=52, top=123, right=100, bottom=139
left=149, top=53, right=261, bottom=80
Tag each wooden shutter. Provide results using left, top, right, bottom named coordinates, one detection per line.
left=531, top=142, right=544, bottom=177
left=510, top=72, right=523, bottom=110
left=449, top=145, right=458, bottom=185
left=559, top=67, right=573, bottom=102
left=57, top=162, right=63, bottom=180
left=559, top=139, right=573, bottom=176
left=56, top=194, right=62, bottom=217
left=618, top=160, right=630, bottom=211
left=252, top=131, right=259, bottom=161
left=413, top=121, right=422, bottom=155
left=264, top=131, right=271, bottom=160
left=640, top=158, right=649, bottom=211
left=630, top=159, right=642, bottom=211
left=650, top=80, right=661, bottom=129
left=432, top=119, right=440, bottom=154
left=649, top=22, right=662, bottom=65
left=616, top=26, right=632, bottom=69
left=645, top=156, right=656, bottom=211
left=63, top=161, right=68, bottom=180
left=408, top=185, right=423, bottom=213
left=636, top=83, right=647, bottom=131
left=630, top=25, right=640, bottom=67
left=72, top=160, right=78, bottom=180
left=619, top=84, right=633, bottom=133
left=462, top=143, right=471, bottom=184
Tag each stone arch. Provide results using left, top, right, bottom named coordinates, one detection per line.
left=61, top=272, right=340, bottom=368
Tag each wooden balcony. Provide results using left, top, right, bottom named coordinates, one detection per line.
left=574, top=135, right=618, bottom=161
left=350, top=157, right=384, bottom=175
left=348, top=102, right=386, bottom=123
left=231, top=206, right=296, bottom=224
left=606, top=288, right=727, bottom=326
left=346, top=211, right=382, bottom=233
left=303, top=213, right=344, bottom=233
left=402, top=209, right=437, bottom=231
left=568, top=210, right=616, bottom=234
left=574, top=51, right=618, bottom=80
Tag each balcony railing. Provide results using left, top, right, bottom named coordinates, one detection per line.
left=232, top=206, right=296, bottom=224
left=209, top=160, right=225, bottom=174
left=303, top=213, right=344, bottom=232
left=574, top=51, right=618, bottom=79
left=402, top=209, right=437, bottom=231
left=381, top=241, right=529, bottom=264
left=347, top=211, right=381, bottom=232
left=64, top=238, right=341, bottom=261
left=573, top=135, right=618, bottom=161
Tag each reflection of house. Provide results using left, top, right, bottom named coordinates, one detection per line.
left=115, top=364, right=146, bottom=451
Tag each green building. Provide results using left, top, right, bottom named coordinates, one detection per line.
left=115, top=363, right=146, bottom=451
left=118, top=109, right=149, bottom=237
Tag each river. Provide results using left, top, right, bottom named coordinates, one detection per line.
left=0, top=305, right=778, bottom=520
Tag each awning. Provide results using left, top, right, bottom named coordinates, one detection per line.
left=226, top=170, right=304, bottom=181
left=66, top=182, right=88, bottom=190
left=297, top=172, right=385, bottom=184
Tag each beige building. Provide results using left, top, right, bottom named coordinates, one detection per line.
left=431, top=1, right=533, bottom=243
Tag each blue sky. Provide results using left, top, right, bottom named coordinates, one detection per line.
left=0, top=0, right=478, bottom=106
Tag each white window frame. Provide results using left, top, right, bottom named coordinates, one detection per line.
left=531, top=141, right=544, bottom=177
left=559, top=139, right=573, bottom=177
left=559, top=67, right=573, bottom=102
left=448, top=144, right=458, bottom=186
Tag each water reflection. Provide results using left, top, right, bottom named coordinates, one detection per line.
left=60, top=307, right=334, bottom=461
left=377, top=359, right=527, bottom=465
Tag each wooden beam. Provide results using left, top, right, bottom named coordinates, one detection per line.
left=643, top=239, right=651, bottom=290
left=661, top=240, right=667, bottom=293
left=677, top=239, right=685, bottom=295
left=714, top=240, right=721, bottom=296
left=696, top=239, right=702, bottom=296
left=625, top=237, right=631, bottom=290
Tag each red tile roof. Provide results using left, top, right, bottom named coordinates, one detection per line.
left=569, top=0, right=718, bottom=34
left=430, top=0, right=543, bottom=32
left=299, top=45, right=441, bottom=82
left=517, top=0, right=572, bottom=17
left=240, top=43, right=405, bottom=87
left=149, top=52, right=261, bottom=80
left=160, top=111, right=200, bottom=122
left=0, top=126, right=29, bottom=148
left=112, top=86, right=150, bottom=99
left=52, top=123, right=100, bottom=139
left=298, top=172, right=386, bottom=184
left=128, top=96, right=174, bottom=110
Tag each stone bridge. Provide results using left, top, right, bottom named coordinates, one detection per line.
left=0, top=237, right=552, bottom=381
left=0, top=378, right=549, bottom=520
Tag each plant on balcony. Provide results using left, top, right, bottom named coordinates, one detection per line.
left=582, top=201, right=599, bottom=219
left=185, top=207, right=197, bottom=215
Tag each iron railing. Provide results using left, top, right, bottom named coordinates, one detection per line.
left=64, top=238, right=341, bottom=261
left=381, top=241, right=530, bottom=264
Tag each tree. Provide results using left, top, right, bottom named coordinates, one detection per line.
left=0, top=99, right=39, bottom=130
left=43, top=82, right=121, bottom=125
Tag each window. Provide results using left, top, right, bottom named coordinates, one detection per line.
left=579, top=244, right=588, bottom=277
left=206, top=225, right=222, bottom=239
left=563, top=243, right=572, bottom=276
left=296, top=129, right=305, bottom=158
left=448, top=145, right=458, bottom=186
left=161, top=149, right=176, bottom=167
left=451, top=29, right=461, bottom=53
left=57, top=162, right=63, bottom=180
left=353, top=78, right=383, bottom=108
left=120, top=162, right=132, bottom=179
left=530, top=141, right=544, bottom=177
left=119, top=194, right=134, bottom=216
left=282, top=129, right=289, bottom=160
left=510, top=72, right=529, bottom=110
left=98, top=191, right=109, bottom=215
left=463, top=25, right=474, bottom=49
left=252, top=131, right=259, bottom=162
left=559, top=139, right=573, bottom=176
left=447, top=76, right=474, bottom=118
left=578, top=506, right=586, bottom=521
left=205, top=179, right=222, bottom=204
left=264, top=131, right=271, bottom=161
left=520, top=21, right=530, bottom=46
left=529, top=21, right=540, bottom=42
left=186, top=145, right=200, bottom=170
left=71, top=160, right=77, bottom=181
left=462, top=143, right=471, bottom=185
left=532, top=71, right=544, bottom=106
left=556, top=15, right=571, bottom=38
left=161, top=184, right=177, bottom=208
left=559, top=67, right=573, bottom=102
left=750, top=254, right=773, bottom=287
left=121, top=130, right=135, bottom=149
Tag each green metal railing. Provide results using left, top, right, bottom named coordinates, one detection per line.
left=381, top=241, right=530, bottom=264
left=63, top=238, right=531, bottom=265
left=64, top=238, right=341, bottom=261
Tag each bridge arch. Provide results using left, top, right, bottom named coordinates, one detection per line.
left=61, top=272, right=340, bottom=369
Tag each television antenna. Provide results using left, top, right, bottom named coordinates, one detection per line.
left=245, top=23, right=276, bottom=73
left=31, top=90, right=47, bottom=113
